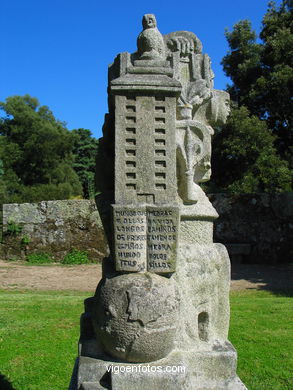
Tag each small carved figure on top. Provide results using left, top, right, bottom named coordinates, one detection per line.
left=137, top=14, right=166, bottom=60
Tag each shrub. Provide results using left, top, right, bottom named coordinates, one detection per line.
left=21, top=235, right=30, bottom=247
left=7, top=256, right=19, bottom=262
left=26, top=253, right=54, bottom=264
left=5, top=219, right=23, bottom=236
left=61, top=249, right=90, bottom=265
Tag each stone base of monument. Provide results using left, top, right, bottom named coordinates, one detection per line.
left=76, top=347, right=246, bottom=390
left=72, top=242, right=247, bottom=390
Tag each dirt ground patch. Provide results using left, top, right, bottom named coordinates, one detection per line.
left=231, top=263, right=293, bottom=292
left=0, top=260, right=102, bottom=292
left=0, top=260, right=292, bottom=292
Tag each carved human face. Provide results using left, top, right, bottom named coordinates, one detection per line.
left=209, top=90, right=230, bottom=126
left=218, top=91, right=230, bottom=123
left=142, top=14, right=157, bottom=29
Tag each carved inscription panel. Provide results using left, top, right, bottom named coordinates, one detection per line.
left=113, top=205, right=179, bottom=273
left=113, top=205, right=147, bottom=272
left=147, top=206, right=178, bottom=273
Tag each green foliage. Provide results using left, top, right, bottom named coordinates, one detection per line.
left=222, top=19, right=263, bottom=111
left=61, top=249, right=90, bottom=265
left=0, top=94, right=82, bottom=203
left=6, top=256, right=19, bottom=262
left=211, top=107, right=292, bottom=193
left=20, top=235, right=30, bottom=246
left=25, top=252, right=54, bottom=264
left=5, top=219, right=23, bottom=236
left=0, top=159, right=4, bottom=176
left=71, top=128, right=99, bottom=199
left=214, top=0, right=293, bottom=192
left=221, top=0, right=293, bottom=166
left=16, top=183, right=81, bottom=203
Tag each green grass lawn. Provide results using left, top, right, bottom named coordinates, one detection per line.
left=229, top=290, right=293, bottom=390
left=0, top=289, right=292, bottom=390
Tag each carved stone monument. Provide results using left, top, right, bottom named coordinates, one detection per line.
left=74, top=14, right=247, bottom=390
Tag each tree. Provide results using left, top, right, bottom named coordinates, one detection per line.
left=221, top=0, right=293, bottom=164
left=71, top=128, right=99, bottom=199
left=0, top=95, right=82, bottom=203
left=211, top=107, right=292, bottom=193
left=221, top=20, right=263, bottom=114
left=211, top=0, right=293, bottom=193
left=260, top=0, right=293, bottom=159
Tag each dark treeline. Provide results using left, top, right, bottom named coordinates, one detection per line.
left=0, top=95, right=98, bottom=203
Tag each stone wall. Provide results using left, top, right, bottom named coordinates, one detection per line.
left=1, top=200, right=108, bottom=261
left=1, top=194, right=292, bottom=263
left=209, top=192, right=293, bottom=264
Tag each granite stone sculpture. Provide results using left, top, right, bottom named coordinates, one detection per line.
left=74, top=14, right=247, bottom=390
left=137, top=14, right=166, bottom=61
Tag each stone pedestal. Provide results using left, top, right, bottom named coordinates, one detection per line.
left=75, top=239, right=246, bottom=389
left=77, top=346, right=245, bottom=390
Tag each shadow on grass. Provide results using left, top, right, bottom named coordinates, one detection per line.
left=0, top=374, right=16, bottom=390
left=231, top=263, right=293, bottom=297
left=68, top=358, right=78, bottom=390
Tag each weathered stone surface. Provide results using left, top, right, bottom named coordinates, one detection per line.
left=210, top=192, right=293, bottom=263
left=146, top=206, right=179, bottom=273
left=113, top=205, right=147, bottom=272
left=112, top=81, right=179, bottom=207
left=2, top=194, right=291, bottom=264
left=107, top=17, right=182, bottom=280
left=91, top=273, right=179, bottom=362
left=113, top=205, right=179, bottom=273
left=73, top=13, right=248, bottom=390
left=180, top=219, right=214, bottom=244
left=1, top=200, right=108, bottom=261
left=76, top=344, right=246, bottom=390
left=162, top=29, right=231, bottom=211
left=173, top=243, right=231, bottom=350
left=137, top=14, right=166, bottom=61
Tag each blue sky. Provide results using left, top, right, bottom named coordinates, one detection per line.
left=1, top=0, right=271, bottom=139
